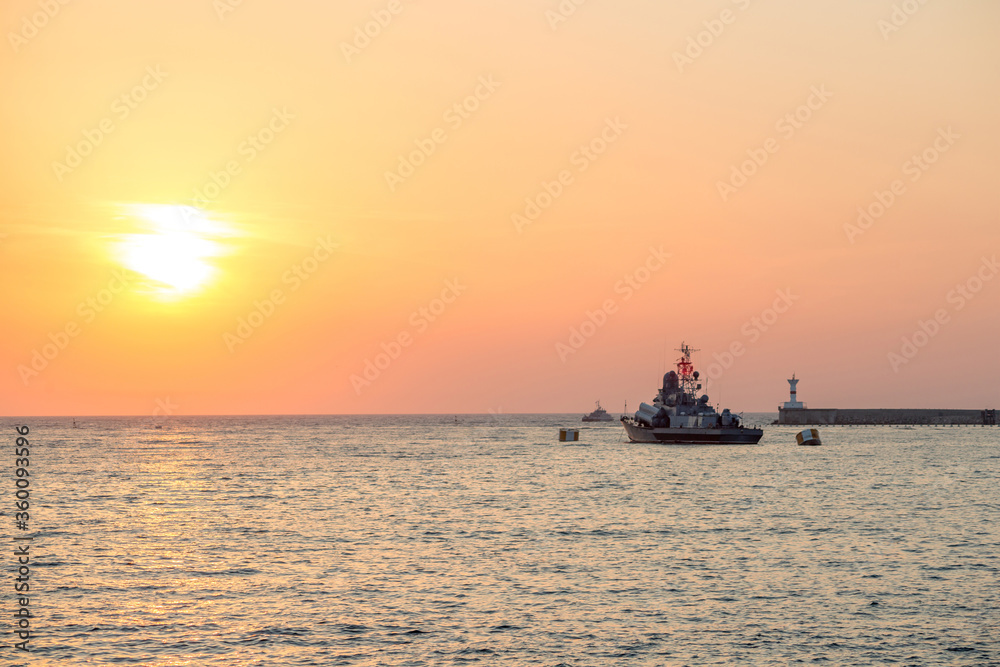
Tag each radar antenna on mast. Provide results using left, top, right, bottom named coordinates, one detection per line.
left=675, top=342, right=700, bottom=378
left=676, top=342, right=700, bottom=359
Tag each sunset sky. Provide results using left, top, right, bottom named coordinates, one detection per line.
left=2, top=0, right=998, bottom=415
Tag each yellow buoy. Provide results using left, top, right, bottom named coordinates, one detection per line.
left=796, top=428, right=821, bottom=446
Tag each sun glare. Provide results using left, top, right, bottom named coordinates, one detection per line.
left=116, top=204, right=232, bottom=298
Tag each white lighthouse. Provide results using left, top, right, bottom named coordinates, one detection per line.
left=783, top=374, right=805, bottom=409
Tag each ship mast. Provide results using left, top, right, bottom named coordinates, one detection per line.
left=674, top=342, right=702, bottom=405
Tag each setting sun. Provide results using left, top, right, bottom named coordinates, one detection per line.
left=115, top=204, right=232, bottom=298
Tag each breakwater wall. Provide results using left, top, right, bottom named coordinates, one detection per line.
left=778, top=408, right=997, bottom=426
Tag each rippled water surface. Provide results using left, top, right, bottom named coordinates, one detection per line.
left=5, top=414, right=999, bottom=666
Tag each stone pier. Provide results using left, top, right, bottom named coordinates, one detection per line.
left=777, top=408, right=997, bottom=426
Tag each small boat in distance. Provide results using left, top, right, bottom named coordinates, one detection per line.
left=582, top=401, right=614, bottom=422
left=621, top=343, right=763, bottom=445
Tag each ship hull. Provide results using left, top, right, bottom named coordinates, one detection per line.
left=623, top=421, right=763, bottom=445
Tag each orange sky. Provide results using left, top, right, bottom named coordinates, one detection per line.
left=2, top=0, right=998, bottom=415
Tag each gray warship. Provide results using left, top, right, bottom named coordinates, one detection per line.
left=621, top=343, right=763, bottom=445
left=582, top=400, right=614, bottom=422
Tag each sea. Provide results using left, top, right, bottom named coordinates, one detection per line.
left=3, top=414, right=998, bottom=666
